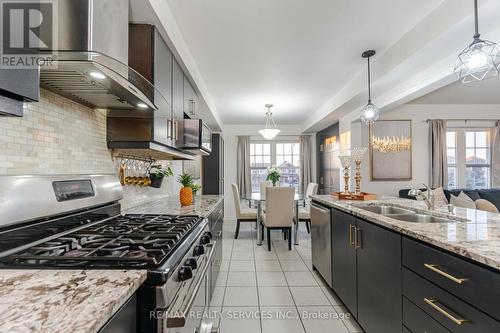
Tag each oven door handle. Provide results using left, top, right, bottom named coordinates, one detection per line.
left=167, top=241, right=216, bottom=328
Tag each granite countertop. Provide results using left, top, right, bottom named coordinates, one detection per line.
left=311, top=194, right=500, bottom=271
left=123, top=194, right=224, bottom=217
left=0, top=269, right=146, bottom=333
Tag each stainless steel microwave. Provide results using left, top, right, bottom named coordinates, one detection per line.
left=183, top=119, right=212, bottom=155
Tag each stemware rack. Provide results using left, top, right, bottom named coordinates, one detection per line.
left=116, top=154, right=157, bottom=187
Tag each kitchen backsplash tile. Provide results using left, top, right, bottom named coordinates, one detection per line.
left=0, top=89, right=183, bottom=207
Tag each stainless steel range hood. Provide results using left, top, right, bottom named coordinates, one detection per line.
left=40, top=51, right=156, bottom=111
left=39, top=0, right=155, bottom=111
left=37, top=0, right=192, bottom=160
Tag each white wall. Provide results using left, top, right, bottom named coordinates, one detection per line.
left=222, top=124, right=314, bottom=220
left=341, top=104, right=500, bottom=196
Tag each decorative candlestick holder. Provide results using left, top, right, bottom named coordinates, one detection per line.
left=351, top=147, right=368, bottom=195
left=337, top=152, right=353, bottom=195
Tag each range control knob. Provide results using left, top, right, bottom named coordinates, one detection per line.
left=199, top=234, right=211, bottom=245
left=178, top=266, right=193, bottom=281
left=204, top=231, right=213, bottom=239
left=184, top=257, right=198, bottom=270
left=193, top=245, right=205, bottom=256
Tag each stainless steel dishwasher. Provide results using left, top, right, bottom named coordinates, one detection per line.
left=311, top=201, right=333, bottom=287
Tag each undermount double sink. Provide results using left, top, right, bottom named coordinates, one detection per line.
left=356, top=205, right=458, bottom=223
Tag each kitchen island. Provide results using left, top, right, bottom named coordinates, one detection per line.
left=0, top=269, right=146, bottom=333
left=310, top=194, right=500, bottom=333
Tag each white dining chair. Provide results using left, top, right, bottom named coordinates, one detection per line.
left=259, top=181, right=272, bottom=199
left=260, top=187, right=295, bottom=251
left=298, top=182, right=319, bottom=233
left=231, top=183, right=257, bottom=239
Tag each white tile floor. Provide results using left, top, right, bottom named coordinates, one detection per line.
left=210, top=219, right=365, bottom=333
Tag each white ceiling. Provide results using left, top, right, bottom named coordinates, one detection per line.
left=166, top=0, right=444, bottom=125
left=410, top=77, right=500, bottom=104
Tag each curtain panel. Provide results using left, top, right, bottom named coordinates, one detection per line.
left=492, top=120, right=500, bottom=187
left=299, top=135, right=312, bottom=194
left=429, top=120, right=448, bottom=188
left=237, top=136, right=251, bottom=197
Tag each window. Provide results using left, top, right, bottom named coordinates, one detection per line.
left=250, top=143, right=271, bottom=193
left=446, top=129, right=491, bottom=189
left=276, top=143, right=300, bottom=190
left=250, top=141, right=300, bottom=192
left=446, top=131, right=457, bottom=189
left=465, top=131, right=491, bottom=188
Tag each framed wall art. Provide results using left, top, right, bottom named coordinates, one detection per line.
left=369, top=120, right=412, bottom=181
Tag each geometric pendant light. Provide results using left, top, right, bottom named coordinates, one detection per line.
left=258, top=104, right=280, bottom=140
left=360, top=50, right=380, bottom=125
left=454, top=0, right=500, bottom=83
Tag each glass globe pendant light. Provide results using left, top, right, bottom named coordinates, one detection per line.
left=455, top=0, right=500, bottom=83
left=258, top=104, right=280, bottom=140
left=360, top=50, right=380, bottom=125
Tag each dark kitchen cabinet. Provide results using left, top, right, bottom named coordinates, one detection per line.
left=208, top=199, right=224, bottom=298
left=183, top=75, right=197, bottom=117
left=126, top=24, right=174, bottom=148
left=316, top=123, right=340, bottom=194
left=172, top=58, right=184, bottom=148
left=0, top=67, right=39, bottom=117
left=403, top=267, right=500, bottom=333
left=332, top=208, right=358, bottom=317
left=331, top=207, right=402, bottom=333
left=356, top=218, right=402, bottom=333
left=202, top=133, right=224, bottom=195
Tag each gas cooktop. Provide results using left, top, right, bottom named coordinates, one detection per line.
left=0, top=214, right=204, bottom=269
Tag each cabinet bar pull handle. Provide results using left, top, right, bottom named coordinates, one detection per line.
left=355, top=227, right=362, bottom=249
left=423, top=298, right=468, bottom=325
left=424, top=263, right=468, bottom=284
left=349, top=224, right=354, bottom=246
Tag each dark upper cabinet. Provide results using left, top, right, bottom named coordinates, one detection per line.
left=126, top=24, right=174, bottom=147
left=172, top=58, right=184, bottom=148
left=332, top=208, right=358, bottom=317
left=0, top=67, right=39, bottom=116
left=172, top=58, right=184, bottom=118
left=202, top=133, right=224, bottom=194
left=183, top=76, right=197, bottom=117
left=356, top=218, right=402, bottom=333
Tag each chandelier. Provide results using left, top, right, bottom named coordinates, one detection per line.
left=371, top=136, right=411, bottom=153
left=258, top=104, right=280, bottom=140
left=360, top=50, right=380, bottom=125
left=454, top=0, right=500, bottom=83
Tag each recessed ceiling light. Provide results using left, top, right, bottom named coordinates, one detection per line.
left=89, top=71, right=106, bottom=80
left=137, top=102, right=148, bottom=109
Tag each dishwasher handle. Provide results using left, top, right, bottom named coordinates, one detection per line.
left=310, top=202, right=330, bottom=214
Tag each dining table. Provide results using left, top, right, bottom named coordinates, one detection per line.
left=243, top=192, right=306, bottom=246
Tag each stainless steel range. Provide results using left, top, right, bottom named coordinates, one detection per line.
left=0, top=174, right=220, bottom=333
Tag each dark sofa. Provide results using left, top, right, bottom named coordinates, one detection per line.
left=398, top=188, right=500, bottom=211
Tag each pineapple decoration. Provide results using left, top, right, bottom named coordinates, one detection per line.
left=178, top=173, right=194, bottom=206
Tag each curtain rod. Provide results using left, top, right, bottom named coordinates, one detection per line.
left=423, top=118, right=498, bottom=123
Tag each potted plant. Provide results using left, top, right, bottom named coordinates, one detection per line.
left=266, top=167, right=281, bottom=186
left=149, top=165, right=173, bottom=188
left=178, top=173, right=194, bottom=206
left=190, top=183, right=201, bottom=195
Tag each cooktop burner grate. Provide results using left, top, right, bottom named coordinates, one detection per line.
left=1, top=214, right=202, bottom=269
